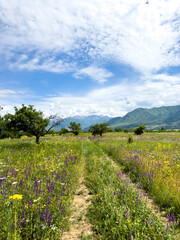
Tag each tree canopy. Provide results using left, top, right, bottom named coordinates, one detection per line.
left=68, top=122, right=82, bottom=135
left=134, top=125, right=146, bottom=135
left=89, top=123, right=109, bottom=137
left=5, top=104, right=65, bottom=143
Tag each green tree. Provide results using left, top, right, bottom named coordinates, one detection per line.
left=134, top=125, right=145, bottom=135
left=0, top=106, right=4, bottom=136
left=160, top=127, right=166, bottom=132
left=115, top=127, right=122, bottom=132
left=68, top=122, right=82, bottom=135
left=89, top=123, right=108, bottom=137
left=6, top=104, right=65, bottom=143
left=60, top=127, right=69, bottom=134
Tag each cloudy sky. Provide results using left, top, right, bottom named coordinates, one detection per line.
left=0, top=0, right=180, bottom=117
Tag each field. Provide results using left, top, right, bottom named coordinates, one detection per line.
left=0, top=132, right=180, bottom=239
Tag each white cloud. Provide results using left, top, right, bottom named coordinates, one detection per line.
left=9, top=54, right=76, bottom=73
left=2, top=73, right=179, bottom=117
left=0, top=0, right=179, bottom=74
left=74, top=65, right=113, bottom=83
left=0, top=89, right=27, bottom=98
left=39, top=78, right=180, bottom=117
left=0, top=89, right=39, bottom=115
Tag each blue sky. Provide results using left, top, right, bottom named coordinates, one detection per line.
left=0, top=0, right=180, bottom=117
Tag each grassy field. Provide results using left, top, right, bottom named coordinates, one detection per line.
left=0, top=132, right=179, bottom=239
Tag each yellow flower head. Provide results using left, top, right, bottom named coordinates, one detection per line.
left=9, top=194, right=23, bottom=200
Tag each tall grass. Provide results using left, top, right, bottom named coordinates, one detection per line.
left=83, top=140, right=174, bottom=239
left=0, top=137, right=82, bottom=239
left=95, top=132, right=180, bottom=223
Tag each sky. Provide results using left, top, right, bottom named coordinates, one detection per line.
left=0, top=0, right=180, bottom=117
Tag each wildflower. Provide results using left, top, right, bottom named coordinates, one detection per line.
left=33, top=197, right=41, bottom=202
left=126, top=210, right=130, bottom=219
left=9, top=194, right=23, bottom=200
left=51, top=225, right=57, bottom=230
left=168, top=213, right=175, bottom=224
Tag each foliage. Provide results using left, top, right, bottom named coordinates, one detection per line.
left=107, top=127, right=113, bottom=132
left=1, top=131, right=180, bottom=239
left=134, top=125, right=145, bottom=135
left=115, top=127, right=122, bottom=132
left=89, top=123, right=108, bottom=136
left=128, top=135, right=133, bottom=143
left=160, top=127, right=166, bottom=132
left=84, top=141, right=174, bottom=239
left=68, top=122, right=82, bottom=135
left=124, top=128, right=129, bottom=133
left=60, top=127, right=69, bottom=134
left=0, top=136, right=81, bottom=239
left=4, top=104, right=65, bottom=143
left=95, top=132, right=180, bottom=225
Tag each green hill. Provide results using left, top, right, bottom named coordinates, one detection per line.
left=108, top=105, right=180, bottom=130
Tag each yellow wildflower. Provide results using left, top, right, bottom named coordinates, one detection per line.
left=9, top=194, right=23, bottom=200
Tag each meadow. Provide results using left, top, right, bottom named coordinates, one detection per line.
left=0, top=132, right=179, bottom=239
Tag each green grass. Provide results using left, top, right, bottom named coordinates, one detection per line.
left=0, top=136, right=82, bottom=239
left=0, top=132, right=179, bottom=239
left=83, top=140, right=174, bottom=239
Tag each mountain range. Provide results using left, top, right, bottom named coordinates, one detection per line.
left=52, top=105, right=180, bottom=131
left=107, top=105, right=180, bottom=130
left=53, top=115, right=111, bottom=131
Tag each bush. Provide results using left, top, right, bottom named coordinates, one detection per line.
left=134, top=125, right=145, bottom=135
left=115, top=128, right=122, bottom=132
left=128, top=135, right=133, bottom=144
left=89, top=123, right=109, bottom=137
left=60, top=127, right=69, bottom=134
left=68, top=122, right=81, bottom=135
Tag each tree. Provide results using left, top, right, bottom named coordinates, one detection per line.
left=160, top=127, right=166, bottom=132
left=134, top=125, right=145, bottom=135
left=60, top=127, right=69, bottom=134
left=0, top=106, right=3, bottom=136
left=89, top=123, right=109, bottom=137
left=6, top=104, right=66, bottom=143
left=115, top=127, right=122, bottom=132
left=68, top=122, right=82, bottom=135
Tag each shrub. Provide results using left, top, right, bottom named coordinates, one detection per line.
left=134, top=125, right=145, bottom=135
left=128, top=135, right=133, bottom=144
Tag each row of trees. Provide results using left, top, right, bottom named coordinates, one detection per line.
left=60, top=123, right=110, bottom=136
left=0, top=105, right=146, bottom=143
left=0, top=105, right=110, bottom=143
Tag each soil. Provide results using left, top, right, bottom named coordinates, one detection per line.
left=62, top=161, right=95, bottom=240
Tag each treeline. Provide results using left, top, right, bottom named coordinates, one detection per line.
left=0, top=105, right=177, bottom=143
left=0, top=105, right=111, bottom=143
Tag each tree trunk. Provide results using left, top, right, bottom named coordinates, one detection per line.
left=36, top=135, right=40, bottom=144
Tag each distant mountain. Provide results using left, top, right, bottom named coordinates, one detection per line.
left=52, top=115, right=111, bottom=131
left=108, top=105, right=180, bottom=130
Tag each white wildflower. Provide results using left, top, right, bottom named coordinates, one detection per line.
left=51, top=226, right=57, bottom=230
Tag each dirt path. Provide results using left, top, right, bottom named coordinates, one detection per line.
left=62, top=159, right=95, bottom=240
